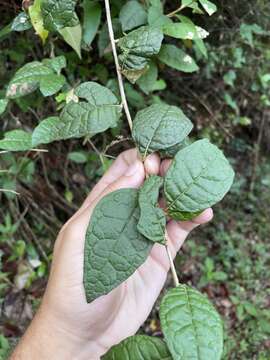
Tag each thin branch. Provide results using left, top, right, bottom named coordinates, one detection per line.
left=0, top=188, right=19, bottom=195
left=104, top=0, right=133, bottom=131
left=166, top=0, right=195, bottom=17
left=165, top=232, right=180, bottom=287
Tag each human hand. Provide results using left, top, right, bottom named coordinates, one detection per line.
left=11, top=149, right=213, bottom=360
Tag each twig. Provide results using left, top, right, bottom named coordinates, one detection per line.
left=104, top=0, right=133, bottom=131
left=166, top=0, right=195, bottom=17
left=165, top=232, right=180, bottom=287
left=0, top=188, right=19, bottom=195
left=87, top=138, right=105, bottom=167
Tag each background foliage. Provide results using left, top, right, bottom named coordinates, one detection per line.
left=0, top=0, right=270, bottom=359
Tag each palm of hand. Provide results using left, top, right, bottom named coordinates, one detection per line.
left=42, top=149, right=212, bottom=358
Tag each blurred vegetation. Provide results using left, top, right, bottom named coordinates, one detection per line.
left=0, top=0, right=270, bottom=359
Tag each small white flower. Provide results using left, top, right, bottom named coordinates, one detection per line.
left=196, top=26, right=209, bottom=39
left=183, top=55, right=192, bottom=64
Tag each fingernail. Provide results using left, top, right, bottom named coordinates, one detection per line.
left=126, top=162, right=140, bottom=176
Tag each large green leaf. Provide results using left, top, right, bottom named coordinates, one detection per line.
left=0, top=130, right=32, bottom=151
left=158, top=44, right=199, bottom=73
left=102, top=335, right=172, bottom=360
left=137, top=175, right=166, bottom=245
left=132, top=104, right=193, bottom=158
left=164, top=139, right=235, bottom=220
left=6, top=58, right=66, bottom=99
left=84, top=189, right=152, bottom=303
left=82, top=0, right=102, bottom=47
left=118, top=26, right=163, bottom=83
left=119, top=0, right=147, bottom=32
left=41, top=0, right=79, bottom=32
left=160, top=286, right=223, bottom=360
left=59, top=24, right=82, bottom=58
left=32, top=82, right=121, bottom=146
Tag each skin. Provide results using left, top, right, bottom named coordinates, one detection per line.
left=11, top=149, right=213, bottom=360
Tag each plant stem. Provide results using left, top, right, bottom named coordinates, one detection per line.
left=104, top=0, right=133, bottom=132
left=165, top=233, right=180, bottom=287
left=166, top=0, right=195, bottom=17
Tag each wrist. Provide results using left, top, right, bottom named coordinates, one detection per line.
left=11, top=303, right=107, bottom=360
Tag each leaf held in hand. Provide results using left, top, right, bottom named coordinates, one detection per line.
left=102, top=335, right=172, bottom=360
left=132, top=104, right=193, bottom=158
left=160, top=286, right=223, bottom=360
left=137, top=176, right=166, bottom=245
left=84, top=188, right=153, bottom=303
left=164, top=139, right=235, bottom=220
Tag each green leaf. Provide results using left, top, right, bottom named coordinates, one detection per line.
left=198, top=0, right=217, bottom=15
left=29, top=0, right=49, bottom=44
left=68, top=151, right=88, bottom=164
left=41, top=0, right=79, bottom=32
left=11, top=12, right=32, bottom=32
left=6, top=60, right=66, bottom=99
left=174, top=16, right=209, bottom=58
left=0, top=130, right=32, bottom=151
left=0, top=24, right=12, bottom=41
left=32, top=82, right=122, bottom=146
left=158, top=44, right=199, bottom=73
left=39, top=74, right=66, bottom=96
left=32, top=116, right=61, bottom=146
left=163, top=22, right=198, bottom=40
left=137, top=176, right=166, bottom=245
left=164, top=139, right=235, bottom=220
left=132, top=104, right=193, bottom=158
left=159, top=137, right=190, bottom=159
left=0, top=99, right=8, bottom=115
left=59, top=24, right=82, bottom=58
left=118, top=26, right=163, bottom=82
left=102, top=335, right=172, bottom=360
left=118, top=26, right=163, bottom=58
left=160, top=286, right=223, bottom=360
left=82, top=0, right=102, bottom=47
left=83, top=188, right=153, bottom=303
left=148, top=1, right=172, bottom=27
left=119, top=0, right=147, bottom=32
left=42, top=55, right=67, bottom=74
left=137, top=61, right=158, bottom=94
